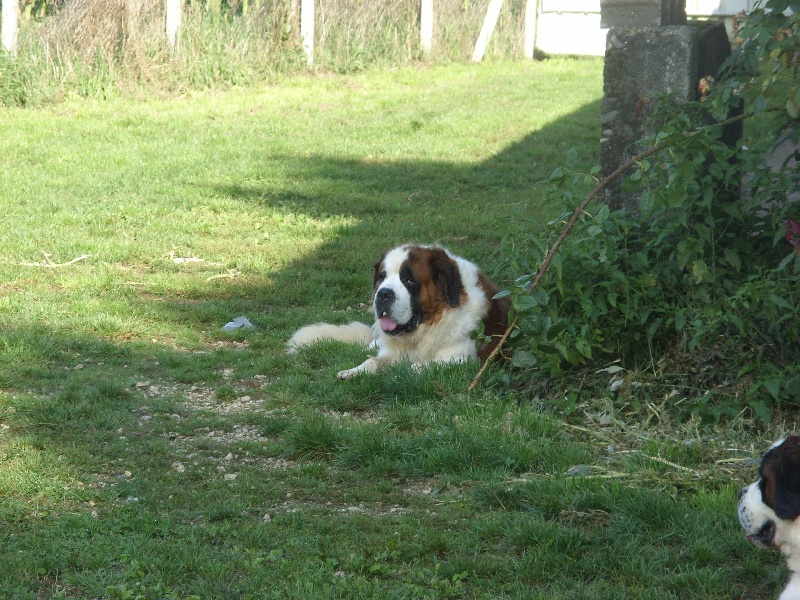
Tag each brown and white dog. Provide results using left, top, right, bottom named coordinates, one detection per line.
left=738, top=436, right=800, bottom=600
left=287, top=244, right=510, bottom=379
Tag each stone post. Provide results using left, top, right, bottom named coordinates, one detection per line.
left=599, top=0, right=737, bottom=211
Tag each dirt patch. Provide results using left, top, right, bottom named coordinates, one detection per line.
left=273, top=498, right=411, bottom=517
left=134, top=378, right=267, bottom=415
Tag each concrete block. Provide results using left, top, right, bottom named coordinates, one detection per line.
left=599, top=21, right=733, bottom=211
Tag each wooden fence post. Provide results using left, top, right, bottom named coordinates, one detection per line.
left=124, top=0, right=140, bottom=43
left=471, top=0, right=502, bottom=62
left=524, top=0, right=538, bottom=59
left=420, top=0, right=433, bottom=54
left=301, top=0, right=314, bottom=65
left=166, top=0, right=181, bottom=51
left=2, top=0, right=19, bottom=57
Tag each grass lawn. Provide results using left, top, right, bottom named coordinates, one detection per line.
left=0, top=58, right=784, bottom=599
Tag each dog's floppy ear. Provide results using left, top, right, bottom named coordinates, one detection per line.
left=429, top=248, right=463, bottom=307
left=768, top=437, right=800, bottom=521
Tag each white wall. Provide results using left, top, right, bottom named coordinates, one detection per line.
left=534, top=0, right=756, bottom=57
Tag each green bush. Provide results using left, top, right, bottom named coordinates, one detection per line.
left=501, top=0, right=800, bottom=422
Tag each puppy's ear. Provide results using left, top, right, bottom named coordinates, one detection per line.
left=770, top=437, right=800, bottom=521
left=429, top=249, right=463, bottom=307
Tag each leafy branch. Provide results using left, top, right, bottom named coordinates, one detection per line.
left=467, top=110, right=754, bottom=393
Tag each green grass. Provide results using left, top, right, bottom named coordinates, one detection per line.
left=0, top=59, right=783, bottom=599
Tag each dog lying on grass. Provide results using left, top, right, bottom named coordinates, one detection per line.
left=287, top=244, right=510, bottom=379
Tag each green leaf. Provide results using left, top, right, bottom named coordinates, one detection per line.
left=566, top=148, right=577, bottom=167
left=676, top=239, right=690, bottom=271
left=778, top=252, right=796, bottom=271
left=691, top=260, right=712, bottom=284
left=493, top=290, right=512, bottom=299
left=763, top=377, right=782, bottom=400
left=754, top=94, right=768, bottom=114
left=513, top=295, right=539, bottom=313
left=548, top=167, right=564, bottom=182
left=769, top=294, right=792, bottom=309
left=646, top=317, right=663, bottom=341
left=667, top=186, right=688, bottom=208
left=750, top=399, right=772, bottom=424
left=546, top=319, right=567, bottom=341
left=538, top=315, right=552, bottom=336
left=677, top=162, right=695, bottom=180
left=575, top=338, right=592, bottom=359
left=530, top=288, right=550, bottom=306
left=595, top=204, right=610, bottom=224
left=723, top=248, right=741, bottom=271
left=638, top=190, right=656, bottom=217
left=515, top=274, right=533, bottom=287
left=774, top=224, right=787, bottom=247
left=511, top=350, right=537, bottom=369
left=787, top=98, right=799, bottom=119
left=587, top=225, right=603, bottom=237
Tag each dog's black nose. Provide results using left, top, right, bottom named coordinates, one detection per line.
left=375, top=288, right=395, bottom=304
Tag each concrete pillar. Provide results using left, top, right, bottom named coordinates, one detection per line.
left=599, top=0, right=737, bottom=211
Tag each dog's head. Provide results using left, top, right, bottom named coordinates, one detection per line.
left=371, top=245, right=463, bottom=336
left=738, top=436, right=800, bottom=551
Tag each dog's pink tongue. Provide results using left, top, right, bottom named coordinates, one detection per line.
left=380, top=316, right=398, bottom=332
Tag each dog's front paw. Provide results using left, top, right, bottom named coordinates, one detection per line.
left=337, top=368, right=360, bottom=380
left=337, top=358, right=379, bottom=380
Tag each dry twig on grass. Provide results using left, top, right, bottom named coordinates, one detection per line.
left=19, top=252, right=90, bottom=268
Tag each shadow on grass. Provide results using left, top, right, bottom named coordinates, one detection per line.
left=207, top=98, right=603, bottom=320
left=217, top=97, right=601, bottom=219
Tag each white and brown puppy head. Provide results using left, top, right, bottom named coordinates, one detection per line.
left=372, top=245, right=463, bottom=336
left=738, top=437, right=800, bottom=552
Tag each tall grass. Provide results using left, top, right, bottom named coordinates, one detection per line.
left=3, top=0, right=531, bottom=106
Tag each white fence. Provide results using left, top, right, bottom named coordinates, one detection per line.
left=0, top=0, right=758, bottom=61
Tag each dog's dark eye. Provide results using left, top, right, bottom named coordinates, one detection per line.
left=400, top=267, right=416, bottom=287
left=378, top=271, right=386, bottom=280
